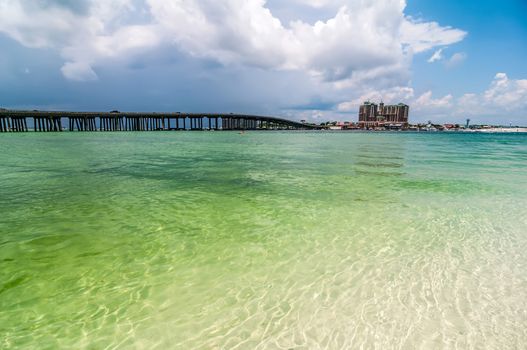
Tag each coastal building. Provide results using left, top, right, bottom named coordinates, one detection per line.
left=358, top=102, right=409, bottom=128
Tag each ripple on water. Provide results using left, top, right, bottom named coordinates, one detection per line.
left=0, top=132, right=526, bottom=349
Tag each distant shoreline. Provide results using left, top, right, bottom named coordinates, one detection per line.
left=307, top=128, right=527, bottom=133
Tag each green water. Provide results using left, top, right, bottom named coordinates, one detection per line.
left=1, top=132, right=526, bottom=349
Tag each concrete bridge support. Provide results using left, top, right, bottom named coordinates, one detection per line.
left=0, top=111, right=316, bottom=132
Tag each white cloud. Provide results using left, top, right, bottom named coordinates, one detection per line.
left=445, top=52, right=467, bottom=68
left=414, top=91, right=453, bottom=109
left=0, top=0, right=154, bottom=81
left=334, top=73, right=527, bottom=124
left=337, top=86, right=414, bottom=112
left=483, top=73, right=527, bottom=109
left=427, top=48, right=443, bottom=63
left=0, top=0, right=466, bottom=83
left=293, top=0, right=340, bottom=8
left=450, top=73, right=527, bottom=121
left=0, top=1, right=79, bottom=48
left=409, top=73, right=527, bottom=123
left=61, top=62, right=98, bottom=81
left=400, top=19, right=466, bottom=53
left=303, top=72, right=527, bottom=124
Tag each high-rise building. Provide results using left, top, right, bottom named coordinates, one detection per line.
left=358, top=101, right=409, bottom=128
left=358, top=102, right=378, bottom=125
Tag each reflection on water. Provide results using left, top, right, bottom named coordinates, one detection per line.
left=0, top=132, right=526, bottom=349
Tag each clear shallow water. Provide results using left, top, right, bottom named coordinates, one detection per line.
left=0, top=131, right=526, bottom=349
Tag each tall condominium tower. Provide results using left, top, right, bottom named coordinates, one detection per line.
left=358, top=102, right=409, bottom=128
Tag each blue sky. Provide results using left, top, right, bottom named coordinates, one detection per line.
left=408, top=0, right=527, bottom=94
left=0, top=0, right=526, bottom=124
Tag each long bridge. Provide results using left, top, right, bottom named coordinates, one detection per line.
left=0, top=110, right=318, bottom=132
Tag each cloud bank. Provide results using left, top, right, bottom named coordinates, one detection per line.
left=413, top=73, right=527, bottom=121
left=0, top=0, right=466, bottom=83
left=2, top=0, right=524, bottom=124
left=338, top=73, right=527, bottom=124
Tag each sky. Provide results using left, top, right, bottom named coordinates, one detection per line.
left=0, top=0, right=526, bottom=125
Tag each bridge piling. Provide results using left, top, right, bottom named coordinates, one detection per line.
left=0, top=111, right=316, bottom=133
left=12, top=117, right=27, bottom=132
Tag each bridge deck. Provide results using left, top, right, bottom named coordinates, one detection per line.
left=0, top=110, right=318, bottom=132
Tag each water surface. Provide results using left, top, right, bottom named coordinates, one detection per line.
left=1, top=132, right=526, bottom=349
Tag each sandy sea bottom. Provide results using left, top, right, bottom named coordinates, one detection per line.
left=0, top=132, right=526, bottom=349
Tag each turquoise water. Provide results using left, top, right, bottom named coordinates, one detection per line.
left=1, top=132, right=526, bottom=349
